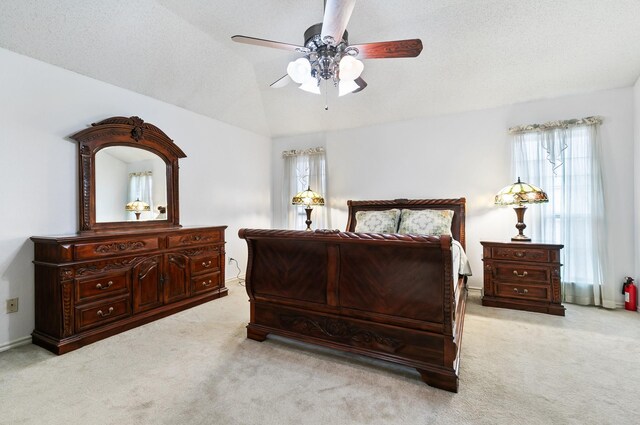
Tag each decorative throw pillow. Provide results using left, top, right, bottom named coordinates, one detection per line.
left=398, top=209, right=454, bottom=236
left=354, top=209, right=401, bottom=233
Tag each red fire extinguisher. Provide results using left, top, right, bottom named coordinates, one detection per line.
left=622, top=277, right=637, bottom=311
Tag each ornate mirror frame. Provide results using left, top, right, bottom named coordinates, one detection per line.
left=70, top=116, right=186, bottom=233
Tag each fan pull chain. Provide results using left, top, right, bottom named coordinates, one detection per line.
left=325, top=79, right=329, bottom=111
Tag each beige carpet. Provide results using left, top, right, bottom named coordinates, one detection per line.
left=1, top=282, right=639, bottom=425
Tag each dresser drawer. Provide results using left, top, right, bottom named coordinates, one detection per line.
left=492, top=263, right=550, bottom=283
left=491, top=247, right=550, bottom=263
left=76, top=273, right=129, bottom=303
left=495, top=282, right=550, bottom=301
left=167, top=230, right=221, bottom=248
left=74, top=237, right=159, bottom=260
left=190, top=251, right=221, bottom=275
left=191, top=271, right=221, bottom=295
left=75, top=297, right=131, bottom=332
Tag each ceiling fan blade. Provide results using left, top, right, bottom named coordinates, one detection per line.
left=350, top=39, right=423, bottom=59
left=231, top=35, right=309, bottom=53
left=270, top=74, right=291, bottom=88
left=352, top=77, right=367, bottom=93
left=320, top=0, right=356, bottom=44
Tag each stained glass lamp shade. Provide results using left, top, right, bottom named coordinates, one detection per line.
left=292, top=186, right=325, bottom=231
left=125, top=198, right=151, bottom=220
left=495, top=177, right=548, bottom=241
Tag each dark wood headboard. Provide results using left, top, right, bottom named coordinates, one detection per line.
left=345, top=198, right=466, bottom=250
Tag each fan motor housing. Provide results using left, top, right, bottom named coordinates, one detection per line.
left=304, top=23, right=348, bottom=46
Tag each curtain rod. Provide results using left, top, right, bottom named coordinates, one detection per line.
left=509, top=116, right=603, bottom=134
left=282, top=147, right=325, bottom=158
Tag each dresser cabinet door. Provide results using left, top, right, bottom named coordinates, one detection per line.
left=164, top=253, right=190, bottom=303
left=132, top=256, right=163, bottom=313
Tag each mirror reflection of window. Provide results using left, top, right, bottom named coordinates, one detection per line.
left=95, top=147, right=168, bottom=222
left=127, top=171, right=153, bottom=221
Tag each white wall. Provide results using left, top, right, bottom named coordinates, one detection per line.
left=272, top=88, right=635, bottom=307
left=634, top=76, right=640, bottom=302
left=0, top=48, right=271, bottom=349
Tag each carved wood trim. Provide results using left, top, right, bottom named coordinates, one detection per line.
left=59, top=268, right=74, bottom=280
left=75, top=257, right=144, bottom=277
left=178, top=234, right=215, bottom=245
left=279, top=315, right=403, bottom=353
left=238, top=228, right=445, bottom=244
left=180, top=246, right=219, bottom=257
left=94, top=241, right=146, bottom=254
left=62, top=281, right=73, bottom=337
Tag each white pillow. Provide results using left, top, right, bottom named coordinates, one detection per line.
left=397, top=209, right=454, bottom=236
left=354, top=209, right=401, bottom=233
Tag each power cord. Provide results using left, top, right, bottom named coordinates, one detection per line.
left=228, top=257, right=245, bottom=286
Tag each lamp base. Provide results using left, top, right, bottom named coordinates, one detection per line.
left=512, top=205, right=531, bottom=242
left=304, top=207, right=313, bottom=231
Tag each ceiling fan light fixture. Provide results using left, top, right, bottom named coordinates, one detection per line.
left=287, top=57, right=312, bottom=84
left=299, top=78, right=321, bottom=95
left=338, top=79, right=359, bottom=96
left=338, top=55, right=364, bottom=80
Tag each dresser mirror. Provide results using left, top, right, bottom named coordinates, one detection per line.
left=95, top=146, right=168, bottom=223
left=70, top=116, right=186, bottom=232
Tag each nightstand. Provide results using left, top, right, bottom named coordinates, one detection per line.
left=481, top=241, right=565, bottom=316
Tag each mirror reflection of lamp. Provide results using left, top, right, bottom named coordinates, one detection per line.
left=125, top=198, right=151, bottom=220
left=291, top=186, right=325, bottom=231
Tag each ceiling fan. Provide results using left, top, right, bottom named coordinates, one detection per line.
left=231, top=0, right=423, bottom=97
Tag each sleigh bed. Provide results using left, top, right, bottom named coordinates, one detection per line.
left=238, top=198, right=470, bottom=392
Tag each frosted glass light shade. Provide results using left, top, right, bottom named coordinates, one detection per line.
left=287, top=58, right=312, bottom=84
left=339, top=55, right=364, bottom=80
left=299, top=79, right=321, bottom=94
left=338, top=79, right=360, bottom=96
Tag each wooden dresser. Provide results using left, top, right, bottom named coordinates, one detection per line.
left=31, top=226, right=227, bottom=354
left=481, top=241, right=565, bottom=316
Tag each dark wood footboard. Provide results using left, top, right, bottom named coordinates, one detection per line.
left=239, top=228, right=467, bottom=392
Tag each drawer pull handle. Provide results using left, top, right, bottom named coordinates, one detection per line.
left=96, top=281, right=114, bottom=290
left=202, top=280, right=212, bottom=287
left=514, top=251, right=525, bottom=258
left=202, top=261, right=212, bottom=268
left=512, top=288, right=529, bottom=295
left=513, top=270, right=528, bottom=278
left=97, top=307, right=114, bottom=317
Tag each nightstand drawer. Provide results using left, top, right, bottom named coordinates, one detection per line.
left=492, top=247, right=550, bottom=263
left=493, top=263, right=549, bottom=283
left=495, top=282, right=550, bottom=301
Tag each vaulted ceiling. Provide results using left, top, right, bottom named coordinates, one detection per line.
left=2, top=0, right=640, bottom=138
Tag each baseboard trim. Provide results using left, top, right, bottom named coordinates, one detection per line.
left=226, top=274, right=246, bottom=285
left=0, top=335, right=31, bottom=353
left=467, top=286, right=482, bottom=296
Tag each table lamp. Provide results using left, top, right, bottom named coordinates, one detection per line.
left=495, top=177, right=548, bottom=241
left=292, top=186, right=325, bottom=231
left=125, top=198, right=151, bottom=220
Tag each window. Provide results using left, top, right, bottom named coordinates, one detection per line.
left=282, top=147, right=328, bottom=230
left=512, top=117, right=607, bottom=306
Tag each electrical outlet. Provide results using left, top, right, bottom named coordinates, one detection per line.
left=6, top=298, right=18, bottom=314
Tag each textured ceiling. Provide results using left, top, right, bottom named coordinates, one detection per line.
left=1, top=0, right=640, bottom=138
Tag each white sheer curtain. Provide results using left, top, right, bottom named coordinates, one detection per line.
left=127, top=171, right=153, bottom=220
left=282, top=147, right=329, bottom=230
left=512, top=117, right=609, bottom=306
